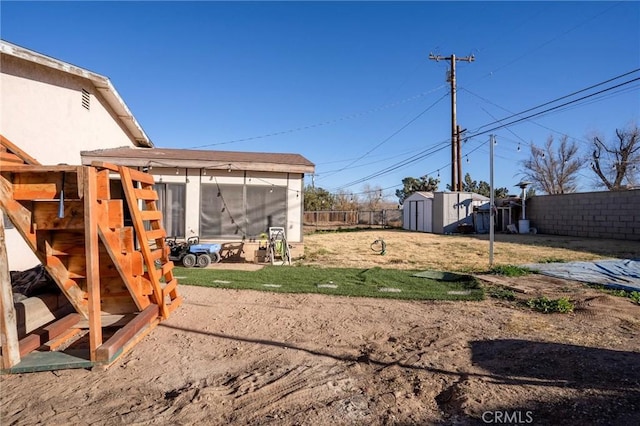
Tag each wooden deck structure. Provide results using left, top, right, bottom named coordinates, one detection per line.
left=0, top=135, right=181, bottom=373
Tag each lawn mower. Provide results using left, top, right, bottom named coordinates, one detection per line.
left=165, top=236, right=222, bottom=268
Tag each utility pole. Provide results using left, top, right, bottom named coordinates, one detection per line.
left=429, top=53, right=475, bottom=192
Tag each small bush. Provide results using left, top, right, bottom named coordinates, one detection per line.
left=488, top=286, right=516, bottom=301
left=629, top=291, right=640, bottom=304
left=527, top=296, right=574, bottom=314
left=490, top=264, right=531, bottom=277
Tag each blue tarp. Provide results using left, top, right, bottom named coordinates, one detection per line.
left=524, top=259, right=640, bottom=292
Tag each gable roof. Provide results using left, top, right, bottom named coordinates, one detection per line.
left=0, top=40, right=153, bottom=148
left=81, top=146, right=315, bottom=174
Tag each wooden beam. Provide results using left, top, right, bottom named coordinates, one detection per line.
left=32, top=201, right=85, bottom=230
left=83, top=167, right=102, bottom=361
left=95, top=303, right=158, bottom=363
left=0, top=218, right=20, bottom=368
left=0, top=134, right=41, bottom=165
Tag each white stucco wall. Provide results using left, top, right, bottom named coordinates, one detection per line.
left=1, top=54, right=137, bottom=165
left=1, top=54, right=143, bottom=270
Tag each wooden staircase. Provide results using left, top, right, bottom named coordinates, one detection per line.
left=0, top=135, right=181, bottom=371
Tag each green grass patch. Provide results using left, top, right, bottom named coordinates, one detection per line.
left=526, top=296, right=574, bottom=313
left=489, top=264, right=532, bottom=277
left=537, top=257, right=567, bottom=264
left=175, top=266, right=484, bottom=301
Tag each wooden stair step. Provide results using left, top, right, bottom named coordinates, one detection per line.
left=145, top=228, right=166, bottom=241
left=133, top=188, right=158, bottom=201
left=140, top=210, right=163, bottom=221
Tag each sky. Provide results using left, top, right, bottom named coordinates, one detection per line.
left=1, top=1, right=639, bottom=201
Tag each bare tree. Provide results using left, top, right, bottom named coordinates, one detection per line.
left=520, top=135, right=582, bottom=194
left=333, top=190, right=359, bottom=211
left=590, top=124, right=640, bottom=190
left=361, top=183, right=383, bottom=210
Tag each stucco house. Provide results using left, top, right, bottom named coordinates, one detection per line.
left=1, top=39, right=153, bottom=270
left=1, top=39, right=314, bottom=269
left=81, top=147, right=314, bottom=260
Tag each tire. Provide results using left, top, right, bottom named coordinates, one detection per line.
left=182, top=253, right=197, bottom=268
left=210, top=252, right=221, bottom=264
left=197, top=254, right=211, bottom=268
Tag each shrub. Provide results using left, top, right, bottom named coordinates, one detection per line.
left=488, top=286, right=516, bottom=301
left=527, top=296, right=574, bottom=313
left=490, top=264, right=531, bottom=277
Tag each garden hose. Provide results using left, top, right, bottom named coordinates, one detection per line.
left=371, top=239, right=387, bottom=255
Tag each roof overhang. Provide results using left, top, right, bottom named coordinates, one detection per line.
left=0, top=40, right=153, bottom=148
left=81, top=147, right=316, bottom=175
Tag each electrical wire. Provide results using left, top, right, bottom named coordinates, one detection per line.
left=320, top=92, right=449, bottom=181
left=187, top=84, right=447, bottom=149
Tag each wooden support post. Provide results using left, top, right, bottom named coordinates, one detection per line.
left=0, top=217, right=21, bottom=368
left=84, top=167, right=102, bottom=361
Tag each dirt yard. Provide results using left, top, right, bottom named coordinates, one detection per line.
left=1, top=230, right=639, bottom=425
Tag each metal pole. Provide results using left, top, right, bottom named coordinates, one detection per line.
left=489, top=135, right=495, bottom=267
left=456, top=125, right=463, bottom=191
left=450, top=55, right=457, bottom=191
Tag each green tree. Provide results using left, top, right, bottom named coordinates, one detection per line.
left=520, top=135, right=582, bottom=194
left=590, top=124, right=640, bottom=190
left=303, top=186, right=334, bottom=211
left=396, top=175, right=439, bottom=205
left=446, top=173, right=509, bottom=198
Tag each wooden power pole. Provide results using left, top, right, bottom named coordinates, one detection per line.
left=429, top=53, right=475, bottom=191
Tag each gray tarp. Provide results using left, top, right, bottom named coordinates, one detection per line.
left=524, top=259, right=640, bottom=292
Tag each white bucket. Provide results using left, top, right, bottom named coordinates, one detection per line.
left=518, top=219, right=530, bottom=234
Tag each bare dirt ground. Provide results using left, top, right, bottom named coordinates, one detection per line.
left=1, top=230, right=639, bottom=425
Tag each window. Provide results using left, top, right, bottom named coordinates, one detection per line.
left=200, top=183, right=287, bottom=239
left=246, top=186, right=286, bottom=236
left=154, top=183, right=186, bottom=238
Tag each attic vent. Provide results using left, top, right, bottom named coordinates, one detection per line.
left=81, top=89, right=90, bottom=110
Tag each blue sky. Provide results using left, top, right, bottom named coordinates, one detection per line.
left=2, top=1, right=639, bottom=200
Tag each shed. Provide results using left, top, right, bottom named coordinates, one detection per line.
left=402, top=192, right=433, bottom=232
left=432, top=192, right=490, bottom=234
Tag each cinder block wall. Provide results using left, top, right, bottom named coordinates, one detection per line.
left=527, top=190, right=640, bottom=241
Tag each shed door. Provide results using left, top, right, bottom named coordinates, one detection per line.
left=409, top=200, right=425, bottom=231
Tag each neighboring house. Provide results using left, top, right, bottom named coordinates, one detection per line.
left=1, top=39, right=153, bottom=270
left=81, top=147, right=315, bottom=260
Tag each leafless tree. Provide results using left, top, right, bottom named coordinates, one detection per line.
left=520, top=135, right=582, bottom=194
left=333, top=190, right=359, bottom=211
left=361, top=183, right=383, bottom=210
left=590, top=124, right=640, bottom=190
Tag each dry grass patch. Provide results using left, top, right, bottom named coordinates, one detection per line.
left=300, top=229, right=639, bottom=272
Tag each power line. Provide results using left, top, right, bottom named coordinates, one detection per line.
left=464, top=76, right=640, bottom=140
left=319, top=92, right=449, bottom=181
left=187, top=84, right=447, bottom=149
left=328, top=71, right=639, bottom=193
left=471, top=68, right=640, bottom=135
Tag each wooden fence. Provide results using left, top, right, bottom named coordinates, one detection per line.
left=303, top=210, right=402, bottom=230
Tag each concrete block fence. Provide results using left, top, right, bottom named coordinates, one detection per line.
left=527, top=189, right=640, bottom=241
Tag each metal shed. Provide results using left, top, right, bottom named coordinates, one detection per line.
left=402, top=192, right=433, bottom=232
left=432, top=192, right=489, bottom=234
